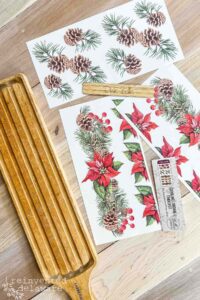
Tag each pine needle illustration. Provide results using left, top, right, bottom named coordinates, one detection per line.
left=44, top=74, right=73, bottom=100
left=106, top=48, right=142, bottom=76
left=140, top=28, right=178, bottom=60
left=102, top=14, right=140, bottom=47
left=134, top=0, right=166, bottom=27
left=64, top=28, right=101, bottom=52
left=70, top=55, right=106, bottom=83
left=33, top=41, right=71, bottom=73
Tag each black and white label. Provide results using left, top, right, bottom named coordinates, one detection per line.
left=152, top=157, right=185, bottom=231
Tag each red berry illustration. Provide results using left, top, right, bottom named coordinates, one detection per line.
left=155, top=110, right=161, bottom=116
left=105, top=119, right=110, bottom=125
left=88, top=112, right=94, bottom=118
left=99, top=119, right=103, bottom=123
left=121, top=225, right=126, bottom=230
left=154, top=87, right=159, bottom=93
left=127, top=208, right=133, bottom=214
left=146, top=98, right=152, bottom=103
left=154, top=98, right=159, bottom=104
left=107, top=126, right=113, bottom=132
left=150, top=105, right=156, bottom=110
left=102, top=112, right=107, bottom=117
left=130, top=224, right=135, bottom=229
left=118, top=228, right=123, bottom=233
left=129, top=215, right=135, bottom=221
left=123, top=219, right=128, bottom=225
left=154, top=91, right=159, bottom=98
left=94, top=115, right=99, bottom=120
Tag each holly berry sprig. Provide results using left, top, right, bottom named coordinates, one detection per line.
left=88, top=111, right=113, bottom=133
left=146, top=87, right=163, bottom=116
left=118, top=208, right=135, bottom=233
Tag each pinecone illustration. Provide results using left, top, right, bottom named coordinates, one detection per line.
left=44, top=74, right=62, bottom=89
left=147, top=12, right=166, bottom=27
left=48, top=54, right=70, bottom=73
left=117, top=28, right=140, bottom=47
left=70, top=55, right=92, bottom=74
left=76, top=113, right=93, bottom=131
left=64, top=28, right=84, bottom=46
left=140, top=28, right=161, bottom=47
left=177, top=115, right=187, bottom=126
left=99, top=148, right=109, bottom=157
left=111, top=179, right=118, bottom=191
left=124, top=54, right=142, bottom=74
left=158, top=79, right=174, bottom=100
left=103, top=210, right=118, bottom=231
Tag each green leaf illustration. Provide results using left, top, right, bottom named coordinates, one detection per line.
left=186, top=180, right=192, bottom=188
left=111, top=108, right=122, bottom=119
left=123, top=129, right=132, bottom=140
left=126, top=113, right=132, bottom=120
left=135, top=172, right=143, bottom=183
left=124, top=142, right=141, bottom=152
left=155, top=146, right=162, bottom=154
left=180, top=134, right=190, bottom=144
left=112, top=99, right=124, bottom=106
left=93, top=181, right=106, bottom=199
left=146, top=215, right=155, bottom=226
left=136, top=185, right=152, bottom=195
left=135, top=194, right=144, bottom=204
left=113, top=161, right=123, bottom=170
left=123, top=150, right=132, bottom=161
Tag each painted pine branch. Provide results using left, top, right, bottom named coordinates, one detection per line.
left=32, top=41, right=65, bottom=63
left=64, top=28, right=101, bottom=52
left=76, top=30, right=101, bottom=52
left=151, top=76, right=196, bottom=123
left=44, top=74, right=73, bottom=100
left=106, top=48, right=126, bottom=76
left=75, top=65, right=106, bottom=83
left=106, top=48, right=142, bottom=76
left=134, top=0, right=166, bottom=27
left=144, top=38, right=178, bottom=60
left=102, top=14, right=134, bottom=36
left=134, top=0, right=162, bottom=18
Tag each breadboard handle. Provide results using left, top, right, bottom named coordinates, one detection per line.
left=59, top=276, right=95, bottom=300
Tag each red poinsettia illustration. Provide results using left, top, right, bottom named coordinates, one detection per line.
left=191, top=170, right=200, bottom=193
left=143, top=194, right=160, bottom=223
left=177, top=114, right=200, bottom=146
left=120, top=118, right=137, bottom=137
left=158, top=137, right=188, bottom=176
left=130, top=103, right=158, bottom=142
left=82, top=152, right=120, bottom=187
left=131, top=151, right=148, bottom=180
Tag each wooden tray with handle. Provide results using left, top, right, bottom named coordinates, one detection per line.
left=0, top=74, right=97, bottom=300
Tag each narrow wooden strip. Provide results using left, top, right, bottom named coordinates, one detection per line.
left=7, top=86, right=82, bottom=271
left=0, top=89, right=71, bottom=274
left=0, top=125, right=59, bottom=276
left=16, top=82, right=91, bottom=265
left=82, top=83, right=154, bottom=98
left=0, top=151, right=49, bottom=278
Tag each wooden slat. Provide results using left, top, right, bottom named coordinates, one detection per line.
left=0, top=75, right=97, bottom=299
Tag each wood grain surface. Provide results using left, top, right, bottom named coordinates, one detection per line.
left=0, top=0, right=199, bottom=299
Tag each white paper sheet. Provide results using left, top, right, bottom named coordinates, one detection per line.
left=114, top=65, right=200, bottom=201
left=27, top=0, right=183, bottom=108
left=60, top=98, right=161, bottom=245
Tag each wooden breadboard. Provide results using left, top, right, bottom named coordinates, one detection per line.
left=0, top=74, right=97, bottom=300
left=83, top=82, right=154, bottom=98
